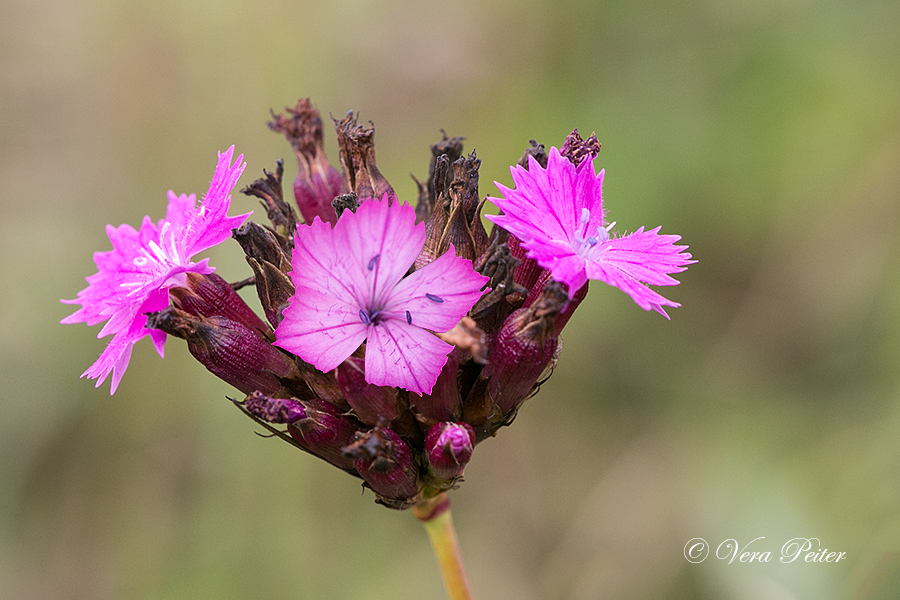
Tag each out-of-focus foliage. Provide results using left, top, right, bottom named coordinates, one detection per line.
left=2, top=0, right=899, bottom=598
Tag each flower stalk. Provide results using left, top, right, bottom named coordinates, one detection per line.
left=414, top=493, right=475, bottom=600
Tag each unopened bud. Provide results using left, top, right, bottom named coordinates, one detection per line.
left=172, top=272, right=272, bottom=338
left=424, top=421, right=475, bottom=484
left=284, top=396, right=362, bottom=471
left=344, top=427, right=420, bottom=507
left=146, top=307, right=299, bottom=396
left=332, top=111, right=396, bottom=204
left=269, top=98, right=343, bottom=224
left=462, top=281, right=571, bottom=438
left=410, top=349, right=461, bottom=424
left=336, top=357, right=406, bottom=427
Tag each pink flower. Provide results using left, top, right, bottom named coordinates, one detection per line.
left=486, top=147, right=694, bottom=318
left=62, top=147, right=250, bottom=393
left=274, top=197, right=489, bottom=395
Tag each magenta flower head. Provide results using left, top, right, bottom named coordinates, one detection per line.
left=61, top=147, right=250, bottom=393
left=486, top=146, right=694, bottom=318
left=273, top=196, right=489, bottom=395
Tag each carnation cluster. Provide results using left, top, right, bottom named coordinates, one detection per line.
left=63, top=99, right=693, bottom=508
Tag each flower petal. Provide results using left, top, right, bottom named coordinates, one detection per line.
left=80, top=288, right=169, bottom=394
left=584, top=258, right=679, bottom=318
left=385, top=246, right=488, bottom=332
left=334, top=196, right=424, bottom=308
left=364, top=319, right=453, bottom=395
left=274, top=285, right=368, bottom=373
left=486, top=144, right=692, bottom=316
left=596, top=227, right=694, bottom=286
left=62, top=147, right=250, bottom=393
left=172, top=146, right=251, bottom=260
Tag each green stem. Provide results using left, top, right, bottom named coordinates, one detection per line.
left=414, top=493, right=475, bottom=600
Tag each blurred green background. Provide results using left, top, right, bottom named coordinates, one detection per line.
left=3, top=0, right=900, bottom=598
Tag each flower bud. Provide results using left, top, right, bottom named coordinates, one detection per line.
left=424, top=421, right=475, bottom=484
left=146, top=307, right=300, bottom=396
left=332, top=111, right=396, bottom=204
left=344, top=426, right=420, bottom=507
left=462, top=281, right=572, bottom=439
left=336, top=357, right=405, bottom=427
left=285, top=396, right=362, bottom=471
left=269, top=98, right=343, bottom=224
left=172, top=272, right=272, bottom=338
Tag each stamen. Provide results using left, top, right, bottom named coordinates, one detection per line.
left=406, top=310, right=412, bottom=325
left=425, top=293, right=444, bottom=303
left=580, top=207, right=591, bottom=225
left=148, top=240, right=169, bottom=264
left=359, top=308, right=381, bottom=325
left=367, top=254, right=381, bottom=270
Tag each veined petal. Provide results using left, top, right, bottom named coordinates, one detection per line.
left=274, top=285, right=368, bottom=372
left=385, top=246, right=488, bottom=332
left=277, top=198, right=490, bottom=393
left=291, top=215, right=370, bottom=308
left=365, top=319, right=453, bottom=395
left=334, top=196, right=424, bottom=307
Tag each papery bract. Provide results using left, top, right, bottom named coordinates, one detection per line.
left=486, top=147, right=694, bottom=318
left=274, top=197, right=488, bottom=394
left=61, top=147, right=250, bottom=393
